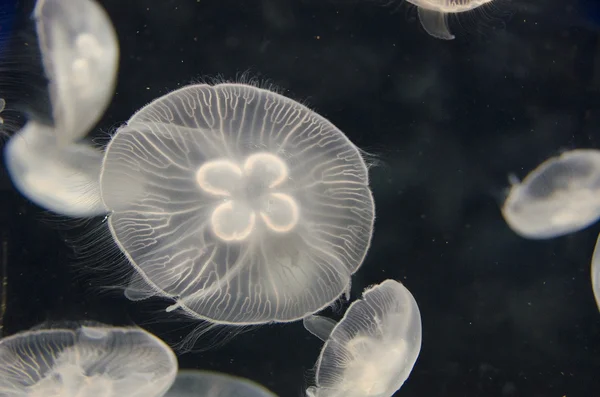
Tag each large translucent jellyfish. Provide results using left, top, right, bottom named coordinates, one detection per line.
left=164, top=370, right=276, bottom=397
left=4, top=0, right=118, bottom=217
left=100, top=82, right=375, bottom=326
left=0, top=324, right=178, bottom=397
left=501, top=149, right=600, bottom=239
left=303, top=279, right=422, bottom=397
left=405, top=0, right=494, bottom=40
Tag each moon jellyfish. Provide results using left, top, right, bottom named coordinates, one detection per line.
left=0, top=324, right=178, bottom=397
left=34, top=0, right=119, bottom=144
left=303, top=279, right=422, bottom=397
left=164, top=370, right=276, bottom=397
left=502, top=149, right=600, bottom=239
left=100, top=82, right=375, bottom=326
left=405, top=0, right=494, bottom=40
left=4, top=0, right=118, bottom=217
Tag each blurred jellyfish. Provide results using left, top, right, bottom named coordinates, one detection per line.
left=164, top=370, right=276, bottom=397
left=99, top=82, right=375, bottom=327
left=4, top=0, right=118, bottom=217
left=502, top=149, right=600, bottom=239
left=591, top=233, right=600, bottom=311
left=303, top=279, right=421, bottom=397
left=405, top=0, right=494, bottom=40
left=0, top=98, right=5, bottom=124
left=34, top=0, right=119, bottom=144
left=0, top=324, right=178, bottom=397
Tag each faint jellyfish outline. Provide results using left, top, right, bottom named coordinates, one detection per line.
left=163, top=369, right=277, bottom=397
left=98, top=82, right=375, bottom=328
left=0, top=324, right=178, bottom=397
left=501, top=149, right=600, bottom=239
left=303, top=279, right=422, bottom=397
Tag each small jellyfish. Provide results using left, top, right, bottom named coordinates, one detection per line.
left=591, top=233, right=600, bottom=311
left=34, top=0, right=119, bottom=144
left=4, top=0, right=118, bottom=217
left=100, top=82, right=375, bottom=326
left=502, top=149, right=600, bottom=239
left=405, top=0, right=494, bottom=40
left=0, top=324, right=178, bottom=397
left=0, top=98, right=5, bottom=124
left=164, top=370, right=276, bottom=397
left=4, top=121, right=106, bottom=216
left=303, top=279, right=422, bottom=397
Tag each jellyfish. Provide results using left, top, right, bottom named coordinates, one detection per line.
left=303, top=279, right=422, bottom=397
left=590, top=233, right=600, bottom=311
left=99, top=82, right=375, bottom=327
left=501, top=149, right=600, bottom=239
left=0, top=98, right=5, bottom=124
left=405, top=0, right=494, bottom=40
left=164, top=370, right=276, bottom=397
left=4, top=0, right=118, bottom=217
left=0, top=324, right=178, bottom=397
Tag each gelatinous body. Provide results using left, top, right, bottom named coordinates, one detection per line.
left=304, top=279, right=422, bottom=397
left=502, top=149, right=600, bottom=239
left=591, top=233, right=600, bottom=311
left=100, top=82, right=375, bottom=326
left=164, top=370, right=276, bottom=397
left=0, top=325, right=177, bottom=397
left=405, top=0, right=493, bottom=40
left=34, top=0, right=119, bottom=144
left=4, top=0, right=118, bottom=217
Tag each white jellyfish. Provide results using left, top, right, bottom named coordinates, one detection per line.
left=0, top=324, right=178, bottom=397
left=164, top=370, right=276, bottom=397
left=502, top=149, right=600, bottom=239
left=99, top=82, right=375, bottom=326
left=405, top=0, right=494, bottom=40
left=303, top=279, right=422, bottom=397
left=4, top=0, right=118, bottom=217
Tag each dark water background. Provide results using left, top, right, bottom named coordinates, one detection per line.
left=0, top=0, right=600, bottom=396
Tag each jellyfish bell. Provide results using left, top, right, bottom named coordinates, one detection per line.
left=590, top=232, right=600, bottom=311
left=34, top=0, right=119, bottom=145
left=501, top=149, right=600, bottom=239
left=4, top=120, right=106, bottom=216
left=0, top=324, right=178, bottom=397
left=303, top=279, right=422, bottom=397
left=164, top=370, right=276, bottom=397
left=99, top=82, right=375, bottom=328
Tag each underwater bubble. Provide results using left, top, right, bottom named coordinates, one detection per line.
left=304, top=279, right=422, bottom=397
left=0, top=324, right=178, bottom=397
left=100, top=82, right=375, bottom=326
left=502, top=149, right=600, bottom=239
left=405, top=0, right=494, bottom=40
left=34, top=0, right=119, bottom=144
left=164, top=370, right=276, bottom=397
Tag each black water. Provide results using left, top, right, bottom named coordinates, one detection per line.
left=0, top=0, right=599, bottom=396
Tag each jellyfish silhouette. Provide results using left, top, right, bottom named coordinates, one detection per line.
left=0, top=324, right=178, bottom=397
left=4, top=0, right=118, bottom=217
left=303, top=279, right=422, bottom=397
left=502, top=149, right=600, bottom=239
left=99, top=82, right=375, bottom=326
left=164, top=370, right=276, bottom=397
left=405, top=0, right=494, bottom=40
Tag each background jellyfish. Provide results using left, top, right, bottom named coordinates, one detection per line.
left=164, top=370, right=277, bottom=397
left=501, top=149, right=600, bottom=239
left=405, top=0, right=494, bottom=40
left=99, top=82, right=375, bottom=326
left=4, top=0, right=118, bottom=217
left=0, top=324, right=178, bottom=397
left=303, top=279, right=421, bottom=397
left=590, top=234, right=600, bottom=311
